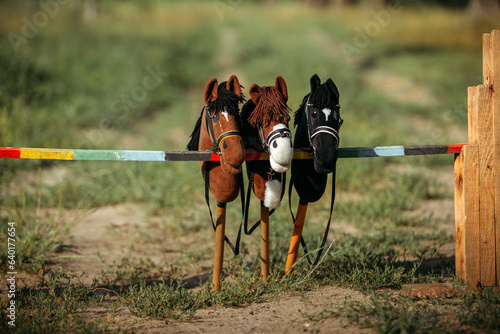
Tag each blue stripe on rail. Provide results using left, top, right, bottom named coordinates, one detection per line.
left=355, top=146, right=405, bottom=157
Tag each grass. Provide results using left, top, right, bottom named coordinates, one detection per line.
left=0, top=0, right=498, bottom=332
left=332, top=287, right=500, bottom=333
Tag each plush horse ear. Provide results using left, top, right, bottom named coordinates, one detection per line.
left=226, top=75, right=241, bottom=98
left=204, top=78, right=218, bottom=104
left=310, top=74, right=321, bottom=94
left=249, top=84, right=262, bottom=105
left=275, top=75, right=288, bottom=102
left=325, top=78, right=340, bottom=100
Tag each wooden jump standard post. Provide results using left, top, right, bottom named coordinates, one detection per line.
left=455, top=29, right=500, bottom=289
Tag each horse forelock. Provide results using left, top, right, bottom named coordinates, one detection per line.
left=294, top=83, right=339, bottom=127
left=246, top=86, right=290, bottom=128
left=309, top=83, right=339, bottom=110
left=187, top=84, right=244, bottom=151
left=206, top=82, right=244, bottom=119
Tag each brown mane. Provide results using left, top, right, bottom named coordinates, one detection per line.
left=244, top=86, right=290, bottom=128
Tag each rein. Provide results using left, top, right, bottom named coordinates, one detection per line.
left=203, top=105, right=245, bottom=256
left=288, top=166, right=336, bottom=266
left=243, top=168, right=286, bottom=236
left=288, top=97, right=342, bottom=266
left=204, top=164, right=245, bottom=256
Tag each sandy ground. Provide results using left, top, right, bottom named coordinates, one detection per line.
left=5, top=202, right=384, bottom=333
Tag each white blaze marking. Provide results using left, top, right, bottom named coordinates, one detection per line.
left=221, top=110, right=229, bottom=122
left=322, top=108, right=331, bottom=121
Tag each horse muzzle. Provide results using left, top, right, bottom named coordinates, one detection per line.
left=220, top=136, right=245, bottom=175
left=312, top=135, right=339, bottom=174
left=267, top=125, right=293, bottom=173
left=269, top=140, right=293, bottom=173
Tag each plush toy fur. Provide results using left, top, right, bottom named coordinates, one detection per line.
left=187, top=75, right=245, bottom=204
left=240, top=75, right=293, bottom=208
left=291, top=74, right=341, bottom=204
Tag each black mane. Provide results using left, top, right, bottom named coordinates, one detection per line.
left=239, top=98, right=256, bottom=140
left=206, top=81, right=244, bottom=118
left=294, top=78, right=339, bottom=126
left=186, top=108, right=203, bottom=151
left=187, top=81, right=244, bottom=151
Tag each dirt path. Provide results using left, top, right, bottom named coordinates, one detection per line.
left=93, top=286, right=374, bottom=334
left=25, top=203, right=373, bottom=333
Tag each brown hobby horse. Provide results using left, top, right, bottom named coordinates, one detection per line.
left=240, top=76, right=293, bottom=279
left=187, top=75, right=245, bottom=290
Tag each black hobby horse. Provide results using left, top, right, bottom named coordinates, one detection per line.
left=285, top=74, right=343, bottom=273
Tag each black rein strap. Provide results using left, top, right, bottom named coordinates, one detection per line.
left=204, top=163, right=245, bottom=256
left=288, top=163, right=337, bottom=266
left=202, top=105, right=245, bottom=256
left=243, top=168, right=287, bottom=236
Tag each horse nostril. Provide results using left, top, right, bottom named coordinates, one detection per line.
left=273, top=141, right=278, bottom=149
left=223, top=141, right=228, bottom=150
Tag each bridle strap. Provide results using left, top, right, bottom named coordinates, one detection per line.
left=310, top=126, right=340, bottom=148
left=205, top=106, right=218, bottom=150
left=205, top=106, right=242, bottom=153
left=304, top=97, right=341, bottom=150
left=258, top=126, right=292, bottom=153
left=217, top=131, right=242, bottom=149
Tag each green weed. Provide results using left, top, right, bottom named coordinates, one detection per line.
left=335, top=287, right=500, bottom=334
left=0, top=272, right=114, bottom=333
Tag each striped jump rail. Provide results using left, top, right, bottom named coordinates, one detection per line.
left=0, top=144, right=465, bottom=161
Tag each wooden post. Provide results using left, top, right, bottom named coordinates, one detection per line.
left=260, top=205, right=270, bottom=280
left=455, top=30, right=500, bottom=288
left=285, top=203, right=308, bottom=274
left=213, top=204, right=226, bottom=291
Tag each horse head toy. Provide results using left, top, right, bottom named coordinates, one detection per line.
left=285, top=74, right=343, bottom=274
left=187, top=75, right=245, bottom=290
left=240, top=75, right=293, bottom=279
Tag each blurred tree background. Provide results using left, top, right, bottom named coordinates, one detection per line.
left=21, top=0, right=500, bottom=19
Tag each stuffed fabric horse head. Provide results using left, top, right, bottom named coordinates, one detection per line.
left=291, top=74, right=342, bottom=204
left=187, top=75, right=245, bottom=204
left=240, top=75, right=293, bottom=209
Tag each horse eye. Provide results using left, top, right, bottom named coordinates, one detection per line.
left=311, top=110, right=318, bottom=119
left=212, top=113, right=219, bottom=122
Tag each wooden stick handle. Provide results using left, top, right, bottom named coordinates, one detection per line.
left=260, top=205, right=270, bottom=280
left=213, top=204, right=226, bottom=291
left=285, top=203, right=308, bottom=275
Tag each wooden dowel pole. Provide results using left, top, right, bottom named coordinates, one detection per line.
left=260, top=205, right=270, bottom=280
left=285, top=203, right=308, bottom=275
left=213, top=204, right=226, bottom=291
